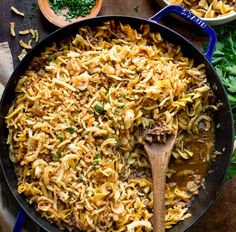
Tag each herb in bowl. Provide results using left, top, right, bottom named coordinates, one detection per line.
left=49, top=0, right=96, bottom=22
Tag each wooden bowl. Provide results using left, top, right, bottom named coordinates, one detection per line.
left=38, top=0, right=103, bottom=27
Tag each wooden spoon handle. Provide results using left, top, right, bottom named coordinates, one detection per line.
left=150, top=151, right=171, bottom=232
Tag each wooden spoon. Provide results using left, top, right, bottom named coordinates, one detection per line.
left=144, top=126, right=178, bottom=232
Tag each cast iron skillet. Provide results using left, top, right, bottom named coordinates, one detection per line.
left=0, top=5, right=234, bottom=232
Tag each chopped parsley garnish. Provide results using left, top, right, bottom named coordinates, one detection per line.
left=95, top=104, right=106, bottom=115
left=133, top=5, right=139, bottom=13
left=122, top=103, right=127, bottom=109
left=53, top=153, right=61, bottom=160
left=92, top=161, right=99, bottom=170
left=93, top=154, right=101, bottom=160
left=57, top=136, right=64, bottom=142
left=49, top=0, right=96, bottom=22
left=66, top=127, right=75, bottom=134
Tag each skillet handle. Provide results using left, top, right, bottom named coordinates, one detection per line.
left=150, top=5, right=217, bottom=62
left=13, top=207, right=26, bottom=232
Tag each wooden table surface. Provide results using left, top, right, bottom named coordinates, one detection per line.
left=0, top=0, right=235, bottom=231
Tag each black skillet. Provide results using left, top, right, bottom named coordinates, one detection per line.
left=0, top=5, right=234, bottom=232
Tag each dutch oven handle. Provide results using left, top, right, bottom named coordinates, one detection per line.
left=13, top=207, right=46, bottom=232
left=149, top=5, right=217, bottom=62
left=13, top=207, right=26, bottom=232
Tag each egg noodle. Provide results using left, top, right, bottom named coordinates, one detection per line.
left=6, top=21, right=217, bottom=231
left=168, top=0, right=236, bottom=18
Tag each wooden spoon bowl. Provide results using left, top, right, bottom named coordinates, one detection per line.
left=144, top=124, right=178, bottom=232
left=38, top=0, right=103, bottom=27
